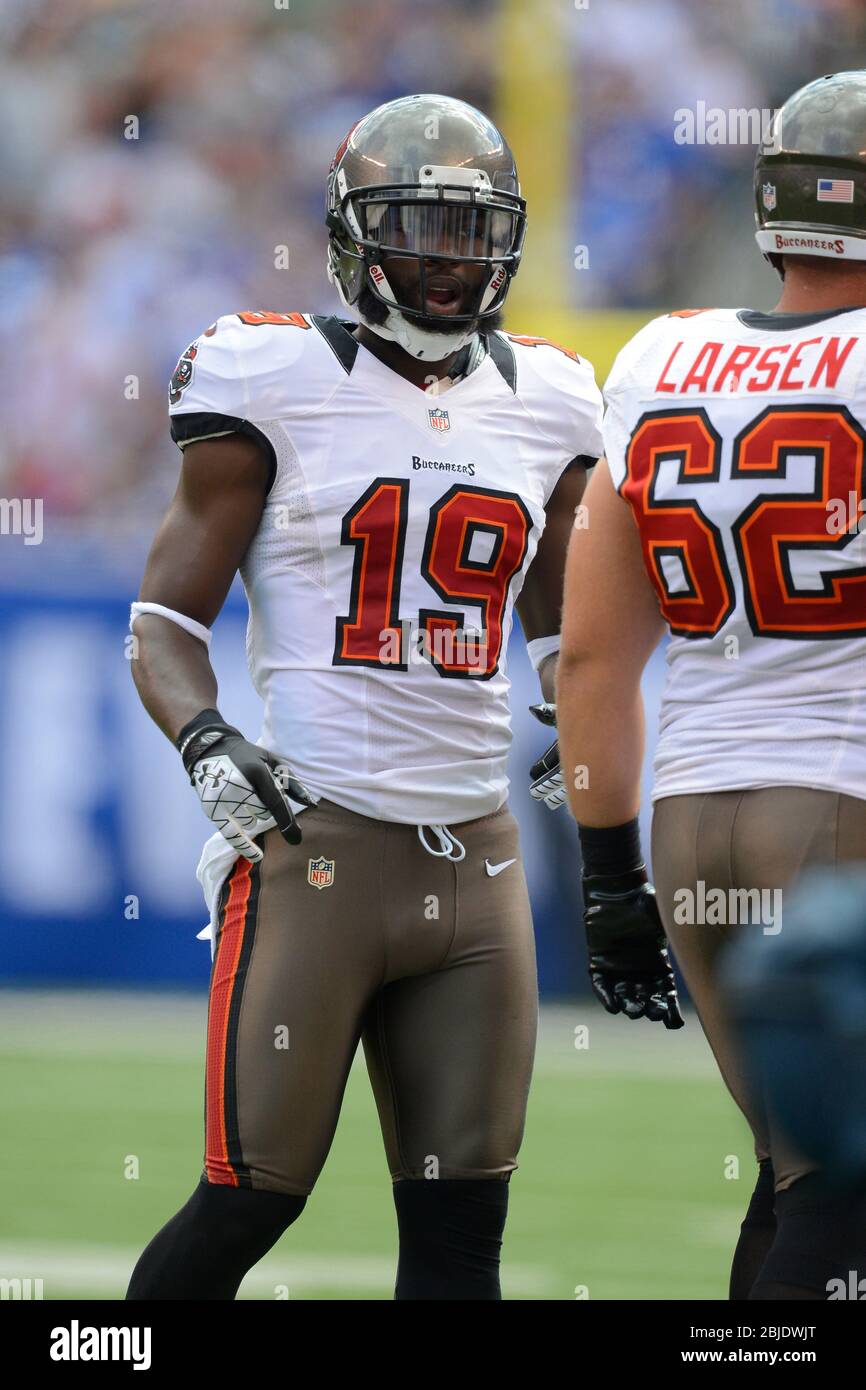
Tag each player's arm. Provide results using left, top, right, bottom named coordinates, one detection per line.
left=556, top=459, right=682, bottom=1028
left=132, top=434, right=313, bottom=858
left=557, top=457, right=664, bottom=824
left=517, top=461, right=589, bottom=697
left=516, top=462, right=589, bottom=808
left=133, top=435, right=267, bottom=737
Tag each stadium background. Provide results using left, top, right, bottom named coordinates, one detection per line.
left=1, top=0, right=862, bottom=1299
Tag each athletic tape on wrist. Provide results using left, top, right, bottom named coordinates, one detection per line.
left=526, top=634, right=561, bottom=672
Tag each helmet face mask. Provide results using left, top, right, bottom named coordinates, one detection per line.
left=755, top=71, right=866, bottom=276
left=326, top=95, right=526, bottom=359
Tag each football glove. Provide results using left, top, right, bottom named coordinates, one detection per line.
left=583, top=866, right=684, bottom=1029
left=528, top=702, right=566, bottom=810
left=177, top=710, right=315, bottom=863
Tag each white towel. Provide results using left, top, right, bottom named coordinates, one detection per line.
left=194, top=801, right=314, bottom=960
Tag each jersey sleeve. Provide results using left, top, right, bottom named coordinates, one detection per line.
left=168, top=315, right=254, bottom=448
left=167, top=310, right=321, bottom=455
left=602, top=315, right=670, bottom=491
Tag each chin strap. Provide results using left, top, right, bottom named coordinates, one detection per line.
left=330, top=251, right=485, bottom=361
left=358, top=305, right=475, bottom=361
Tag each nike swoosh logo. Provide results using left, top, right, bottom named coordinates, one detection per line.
left=485, top=858, right=517, bottom=877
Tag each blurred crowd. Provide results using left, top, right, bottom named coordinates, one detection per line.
left=0, top=0, right=864, bottom=542
left=574, top=0, right=866, bottom=308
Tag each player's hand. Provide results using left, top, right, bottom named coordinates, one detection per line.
left=179, top=715, right=315, bottom=862
left=528, top=702, right=566, bottom=810
left=582, top=867, right=684, bottom=1029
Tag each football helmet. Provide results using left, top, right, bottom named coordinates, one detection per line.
left=326, top=93, right=526, bottom=359
left=755, top=70, right=866, bottom=274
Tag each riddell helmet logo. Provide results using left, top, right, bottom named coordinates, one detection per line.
left=428, top=407, right=451, bottom=432
left=489, top=265, right=507, bottom=292
left=369, top=264, right=386, bottom=284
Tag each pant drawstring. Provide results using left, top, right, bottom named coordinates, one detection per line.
left=416, top=823, right=466, bottom=863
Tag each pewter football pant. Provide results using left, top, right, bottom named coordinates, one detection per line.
left=652, top=786, right=866, bottom=1191
left=203, top=799, right=538, bottom=1194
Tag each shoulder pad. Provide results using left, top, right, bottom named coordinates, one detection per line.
left=505, top=333, right=584, bottom=363
left=168, top=312, right=341, bottom=429
left=502, top=330, right=604, bottom=460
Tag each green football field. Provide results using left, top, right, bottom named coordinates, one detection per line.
left=0, top=989, right=752, bottom=1300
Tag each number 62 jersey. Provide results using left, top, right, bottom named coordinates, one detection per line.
left=169, top=311, right=603, bottom=824
left=603, top=305, right=866, bottom=802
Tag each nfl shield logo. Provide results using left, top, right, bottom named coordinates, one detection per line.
left=428, top=407, right=450, bottom=432
left=307, top=856, right=335, bottom=890
left=762, top=182, right=777, bottom=211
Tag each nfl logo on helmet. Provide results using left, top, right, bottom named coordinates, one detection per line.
left=762, top=182, right=777, bottom=211
left=428, top=407, right=450, bottom=432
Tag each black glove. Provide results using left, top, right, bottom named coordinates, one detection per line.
left=583, top=866, right=684, bottom=1029
left=177, top=709, right=315, bottom=861
left=528, top=702, right=566, bottom=809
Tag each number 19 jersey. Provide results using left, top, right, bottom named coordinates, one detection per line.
left=169, top=312, right=603, bottom=823
left=603, top=305, right=866, bottom=803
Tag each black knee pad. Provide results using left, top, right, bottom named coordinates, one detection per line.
left=742, top=1159, right=776, bottom=1230
left=186, top=1176, right=307, bottom=1252
left=127, top=1177, right=307, bottom=1300
left=393, top=1177, right=509, bottom=1301
left=750, top=1171, right=853, bottom=1299
left=729, top=1159, right=776, bottom=1301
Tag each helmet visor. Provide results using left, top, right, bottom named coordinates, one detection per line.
left=351, top=189, right=523, bottom=261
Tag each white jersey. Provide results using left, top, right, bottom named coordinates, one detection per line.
left=169, top=311, right=603, bottom=824
left=603, top=305, right=866, bottom=803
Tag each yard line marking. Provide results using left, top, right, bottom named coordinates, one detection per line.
left=0, top=1242, right=557, bottom=1298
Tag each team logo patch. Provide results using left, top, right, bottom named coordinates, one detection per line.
left=169, top=342, right=198, bottom=405
left=428, top=406, right=450, bottom=432
left=307, top=856, right=335, bottom=890
left=761, top=182, right=777, bottom=211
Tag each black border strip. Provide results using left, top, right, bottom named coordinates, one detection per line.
left=221, top=859, right=261, bottom=1189
left=170, top=412, right=277, bottom=495
left=736, top=305, right=862, bottom=332
left=485, top=330, right=517, bottom=392
left=310, top=314, right=360, bottom=373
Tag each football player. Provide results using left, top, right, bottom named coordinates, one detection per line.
left=556, top=71, right=866, bottom=1301
left=125, top=94, right=604, bottom=1301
